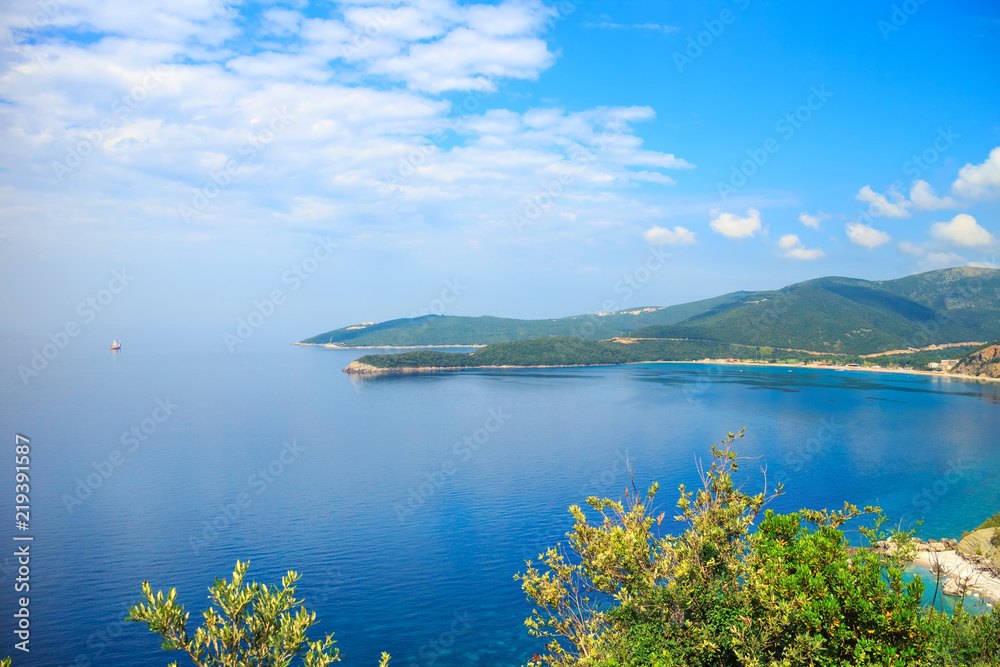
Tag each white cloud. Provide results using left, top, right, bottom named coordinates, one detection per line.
left=785, top=247, right=825, bottom=260
left=629, top=170, right=677, bottom=185
left=777, top=234, right=800, bottom=250
left=951, top=146, right=1000, bottom=200
left=366, top=27, right=555, bottom=93
left=845, top=222, right=890, bottom=249
left=856, top=185, right=911, bottom=218
left=898, top=240, right=925, bottom=256
left=583, top=22, right=679, bottom=32
left=226, top=51, right=330, bottom=81
left=709, top=208, right=761, bottom=239
left=332, top=0, right=559, bottom=93
left=909, top=180, right=957, bottom=210
left=929, top=213, right=995, bottom=247
left=798, top=211, right=825, bottom=229
left=644, top=225, right=695, bottom=245
left=262, top=8, right=304, bottom=37
left=6, top=0, right=241, bottom=44
left=0, top=0, right=705, bottom=271
left=342, top=5, right=447, bottom=43
left=777, top=233, right=824, bottom=259
left=463, top=2, right=554, bottom=36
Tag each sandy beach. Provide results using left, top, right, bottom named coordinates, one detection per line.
left=912, top=548, right=1000, bottom=605
left=662, top=359, right=1000, bottom=385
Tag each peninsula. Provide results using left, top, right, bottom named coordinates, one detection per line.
left=341, top=336, right=1000, bottom=381
left=322, top=267, right=1000, bottom=378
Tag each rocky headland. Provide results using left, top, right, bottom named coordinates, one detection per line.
left=950, top=343, right=1000, bottom=379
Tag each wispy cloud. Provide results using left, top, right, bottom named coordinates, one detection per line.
left=845, top=222, right=890, bottom=249
left=2, top=0, right=997, bottom=324
left=856, top=185, right=911, bottom=219
left=778, top=234, right=824, bottom=260
left=644, top=225, right=696, bottom=245
left=910, top=180, right=958, bottom=211
left=0, top=0, right=695, bottom=253
left=583, top=22, right=680, bottom=33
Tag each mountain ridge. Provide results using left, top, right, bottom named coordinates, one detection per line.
left=625, top=266, right=1000, bottom=355
left=303, top=266, right=1000, bottom=355
left=299, top=292, right=749, bottom=347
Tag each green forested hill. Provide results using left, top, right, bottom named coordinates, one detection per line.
left=345, top=337, right=986, bottom=373
left=349, top=337, right=775, bottom=371
left=305, top=266, right=1000, bottom=355
left=300, top=292, right=748, bottom=346
left=627, top=267, right=1000, bottom=355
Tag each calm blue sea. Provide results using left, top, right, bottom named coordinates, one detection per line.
left=1, top=339, right=999, bottom=666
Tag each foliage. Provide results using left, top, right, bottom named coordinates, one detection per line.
left=306, top=267, right=1000, bottom=354
left=975, top=511, right=1000, bottom=532
left=301, top=293, right=744, bottom=347
left=957, top=338, right=1000, bottom=358
left=951, top=343, right=1000, bottom=379
left=628, top=268, right=1000, bottom=356
left=351, top=336, right=984, bottom=373
left=353, top=337, right=761, bottom=370
left=737, top=511, right=928, bottom=666
left=923, top=606, right=1000, bottom=666
left=128, top=560, right=390, bottom=667
left=517, top=430, right=1000, bottom=667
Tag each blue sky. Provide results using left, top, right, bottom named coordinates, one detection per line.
left=1, top=0, right=998, bottom=352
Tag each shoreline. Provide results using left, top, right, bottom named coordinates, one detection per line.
left=874, top=539, right=1000, bottom=606
left=342, top=358, right=1000, bottom=384
left=910, top=550, right=1000, bottom=605
left=343, top=361, right=624, bottom=374
left=675, top=359, right=1000, bottom=384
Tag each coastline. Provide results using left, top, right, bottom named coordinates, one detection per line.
left=342, top=357, right=1000, bottom=383
left=907, top=544, right=1000, bottom=605
left=669, top=359, right=1000, bottom=384
left=876, top=538, right=999, bottom=606
left=343, top=361, right=626, bottom=374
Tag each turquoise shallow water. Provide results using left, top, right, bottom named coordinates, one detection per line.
left=1, top=341, right=998, bottom=665
left=905, top=564, right=995, bottom=615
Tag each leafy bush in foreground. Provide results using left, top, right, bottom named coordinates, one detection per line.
left=517, top=430, right=1000, bottom=666
left=128, top=561, right=390, bottom=667
left=923, top=605, right=1000, bottom=666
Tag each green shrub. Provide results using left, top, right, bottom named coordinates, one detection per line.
left=128, top=561, right=390, bottom=667
left=923, top=606, right=1000, bottom=666
left=517, top=429, right=999, bottom=667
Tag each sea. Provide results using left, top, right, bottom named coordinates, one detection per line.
left=1, top=339, right=998, bottom=665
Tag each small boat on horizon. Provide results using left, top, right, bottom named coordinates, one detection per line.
left=110, top=339, right=121, bottom=350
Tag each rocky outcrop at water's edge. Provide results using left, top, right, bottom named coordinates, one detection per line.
left=875, top=537, right=1000, bottom=605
